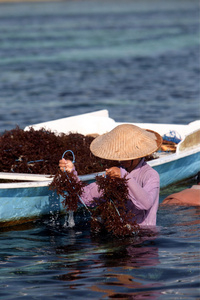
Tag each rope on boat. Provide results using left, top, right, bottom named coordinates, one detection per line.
left=11, top=158, right=44, bottom=172
left=109, top=199, right=123, bottom=222
left=27, top=159, right=44, bottom=165
left=62, top=149, right=75, bottom=164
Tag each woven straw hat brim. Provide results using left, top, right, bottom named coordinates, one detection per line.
left=90, top=124, right=163, bottom=161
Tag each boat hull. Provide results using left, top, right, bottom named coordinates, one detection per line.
left=0, top=183, right=64, bottom=227
left=0, top=150, right=199, bottom=227
left=149, top=150, right=200, bottom=188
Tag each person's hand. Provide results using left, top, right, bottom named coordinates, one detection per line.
left=59, top=158, right=74, bottom=173
left=105, top=167, right=121, bottom=178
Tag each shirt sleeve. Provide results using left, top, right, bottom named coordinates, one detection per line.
left=81, top=182, right=102, bottom=207
left=71, top=168, right=102, bottom=207
left=120, top=167, right=160, bottom=211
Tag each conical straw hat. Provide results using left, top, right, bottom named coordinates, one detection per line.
left=90, top=124, right=162, bottom=161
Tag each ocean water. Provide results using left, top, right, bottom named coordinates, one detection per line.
left=0, top=0, right=200, bottom=299
left=0, top=0, right=199, bottom=133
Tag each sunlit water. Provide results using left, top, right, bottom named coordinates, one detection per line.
left=0, top=193, right=200, bottom=299
left=0, top=0, right=200, bottom=299
left=0, top=0, right=199, bottom=133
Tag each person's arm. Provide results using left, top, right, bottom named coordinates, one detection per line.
left=120, top=168, right=160, bottom=210
left=81, top=182, right=102, bottom=206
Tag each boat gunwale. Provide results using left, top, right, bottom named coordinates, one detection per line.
left=0, top=172, right=105, bottom=189
left=148, top=146, right=200, bottom=167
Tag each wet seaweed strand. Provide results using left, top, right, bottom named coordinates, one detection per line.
left=49, top=170, right=86, bottom=211
left=49, top=167, right=139, bottom=237
left=90, top=175, right=140, bottom=237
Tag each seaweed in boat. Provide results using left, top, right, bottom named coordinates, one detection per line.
left=0, top=127, right=115, bottom=176
left=0, top=126, right=161, bottom=178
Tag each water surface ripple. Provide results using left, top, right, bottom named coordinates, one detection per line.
left=0, top=0, right=199, bottom=133
left=0, top=1, right=200, bottom=299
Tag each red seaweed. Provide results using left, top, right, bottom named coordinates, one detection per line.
left=0, top=127, right=116, bottom=177
left=49, top=170, right=86, bottom=212
left=0, top=126, right=160, bottom=177
left=90, top=175, right=139, bottom=237
left=49, top=170, right=139, bottom=237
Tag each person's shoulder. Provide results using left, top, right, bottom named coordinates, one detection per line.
left=142, top=161, right=159, bottom=177
left=139, top=162, right=160, bottom=184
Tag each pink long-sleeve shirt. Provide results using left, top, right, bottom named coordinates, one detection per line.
left=74, top=158, right=160, bottom=227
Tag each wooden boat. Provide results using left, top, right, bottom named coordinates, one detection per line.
left=0, top=110, right=199, bottom=227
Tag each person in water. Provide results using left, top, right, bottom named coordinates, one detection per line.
left=162, top=172, right=200, bottom=206
left=59, top=124, right=163, bottom=227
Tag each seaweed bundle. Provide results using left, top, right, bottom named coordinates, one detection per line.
left=0, top=126, right=115, bottom=176
left=49, top=168, right=139, bottom=237
left=49, top=170, right=85, bottom=212
left=90, top=175, right=139, bottom=237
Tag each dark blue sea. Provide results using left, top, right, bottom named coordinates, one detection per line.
left=0, top=0, right=200, bottom=299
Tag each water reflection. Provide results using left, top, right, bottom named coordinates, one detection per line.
left=54, top=227, right=163, bottom=299
left=0, top=204, right=199, bottom=299
left=46, top=204, right=200, bottom=299
left=159, top=205, right=200, bottom=237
